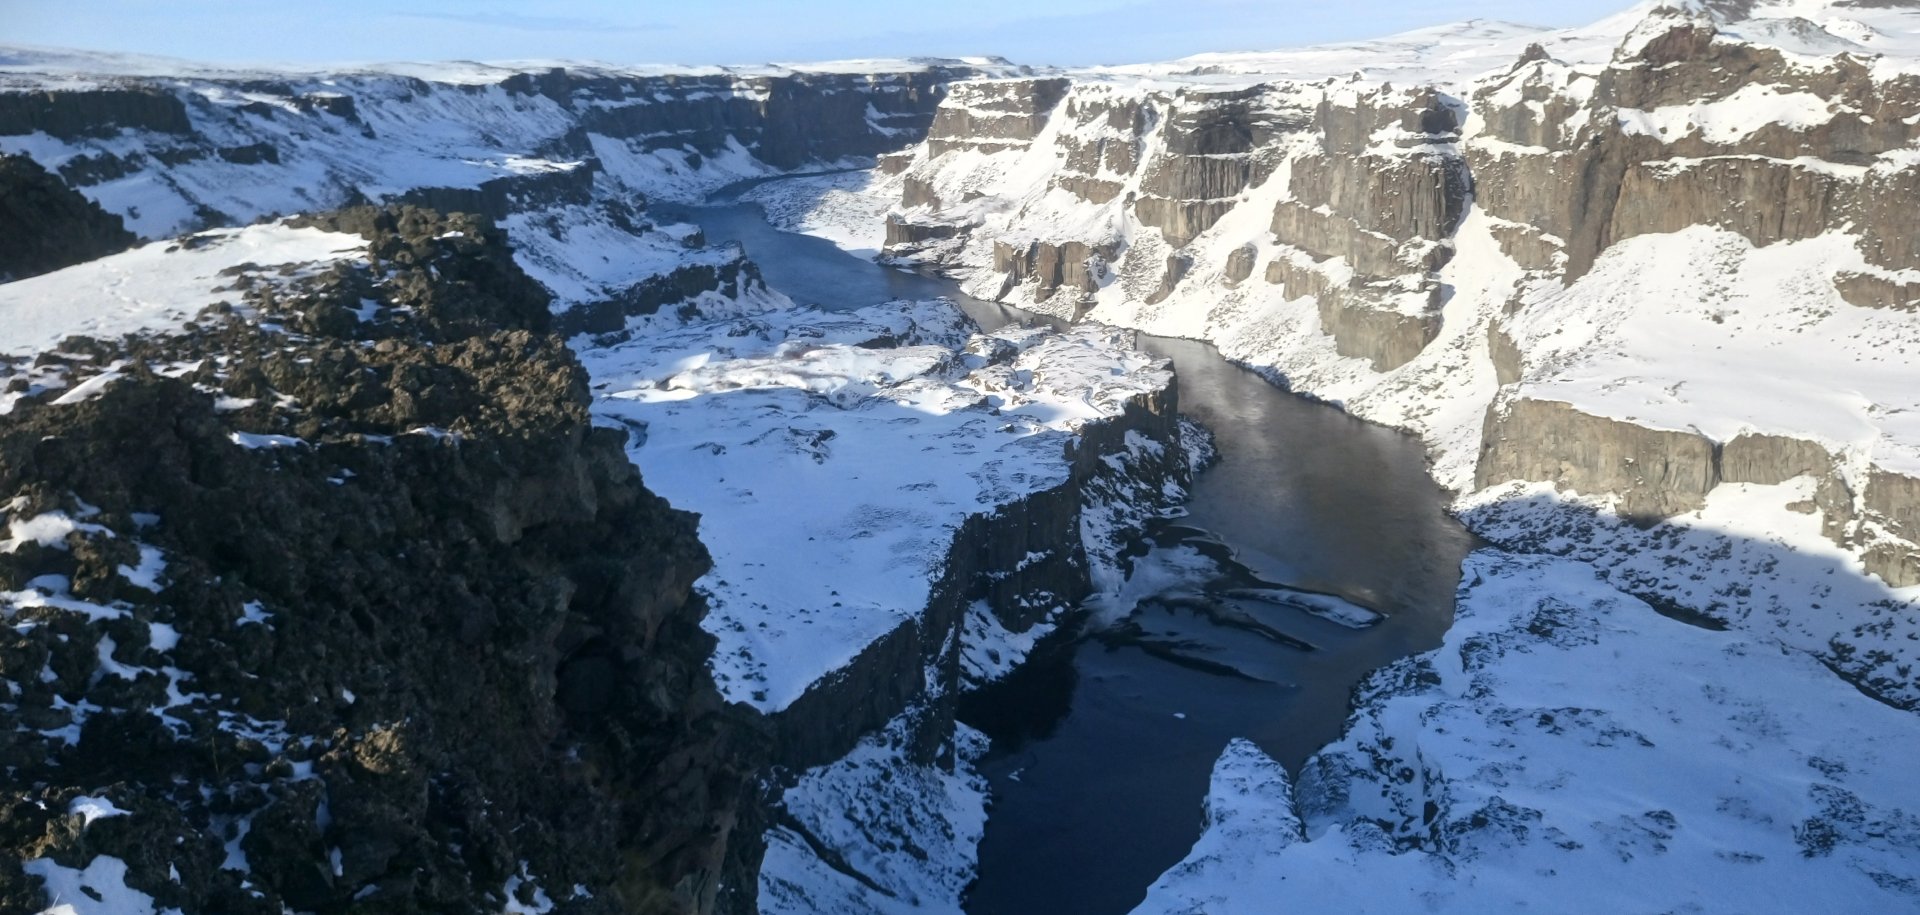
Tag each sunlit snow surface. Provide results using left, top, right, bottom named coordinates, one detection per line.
left=579, top=300, right=1171, bottom=712
left=1135, top=551, right=1920, bottom=914
left=0, top=224, right=364, bottom=358
left=1504, top=226, right=1920, bottom=477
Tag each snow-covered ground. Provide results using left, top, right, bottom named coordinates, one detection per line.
left=760, top=715, right=991, bottom=915
left=579, top=300, right=1172, bottom=712
left=0, top=224, right=364, bottom=358
left=1135, top=549, right=1920, bottom=914
left=1503, top=226, right=1920, bottom=478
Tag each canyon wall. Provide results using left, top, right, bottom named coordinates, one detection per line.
left=879, top=4, right=1920, bottom=702
left=883, top=8, right=1920, bottom=584
left=888, top=77, right=1471, bottom=371
left=0, top=208, right=762, bottom=914
left=0, top=58, right=1011, bottom=326
left=769, top=382, right=1186, bottom=772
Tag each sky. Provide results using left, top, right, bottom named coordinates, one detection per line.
left=2, top=1, right=1634, bottom=67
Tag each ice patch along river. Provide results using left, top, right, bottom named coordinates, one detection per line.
left=661, top=181, right=1478, bottom=915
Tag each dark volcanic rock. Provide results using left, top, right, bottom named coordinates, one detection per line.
left=0, top=88, right=192, bottom=139
left=0, top=207, right=764, bottom=915
left=0, top=154, right=135, bottom=281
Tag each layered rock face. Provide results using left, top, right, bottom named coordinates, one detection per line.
left=1474, top=7, right=1920, bottom=588
left=0, top=208, right=762, bottom=913
left=877, top=1, right=1920, bottom=699
left=885, top=77, right=1471, bottom=370
left=1472, top=18, right=1920, bottom=285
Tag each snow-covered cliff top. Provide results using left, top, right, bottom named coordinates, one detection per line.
left=583, top=301, right=1173, bottom=712
left=1084, top=0, right=1920, bottom=90
left=0, top=44, right=1023, bottom=87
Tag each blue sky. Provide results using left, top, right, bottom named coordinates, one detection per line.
left=3, top=1, right=1631, bottom=67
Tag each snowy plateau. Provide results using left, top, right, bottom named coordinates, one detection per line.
left=0, top=0, right=1918, bottom=913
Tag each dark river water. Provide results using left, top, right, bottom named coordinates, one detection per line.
left=662, top=181, right=1477, bottom=915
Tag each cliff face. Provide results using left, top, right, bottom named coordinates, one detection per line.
left=0, top=208, right=761, bottom=914
left=875, top=2, right=1920, bottom=701
left=769, top=378, right=1187, bottom=773
left=1472, top=19, right=1920, bottom=284
left=0, top=154, right=133, bottom=281
left=886, top=76, right=1470, bottom=372
left=573, top=300, right=1193, bottom=909
left=1463, top=10, right=1920, bottom=592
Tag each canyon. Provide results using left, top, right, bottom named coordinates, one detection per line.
left=1, top=0, right=1918, bottom=912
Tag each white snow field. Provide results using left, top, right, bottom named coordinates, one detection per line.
left=1135, top=551, right=1920, bottom=914
left=581, top=300, right=1172, bottom=712
left=0, top=224, right=364, bottom=358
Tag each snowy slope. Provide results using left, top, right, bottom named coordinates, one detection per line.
left=1136, top=550, right=1920, bottom=914
left=760, top=717, right=991, bottom=915
left=0, top=50, right=1006, bottom=330
left=1503, top=226, right=1920, bottom=477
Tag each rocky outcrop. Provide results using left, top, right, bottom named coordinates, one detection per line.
left=768, top=363, right=1186, bottom=773
left=0, top=207, right=763, bottom=915
left=992, top=238, right=1118, bottom=312
left=1472, top=18, right=1920, bottom=282
left=0, top=87, right=192, bottom=139
left=558, top=256, right=769, bottom=338
left=0, top=154, right=134, bottom=281
left=1144, top=254, right=1192, bottom=305
left=1863, top=468, right=1920, bottom=589
left=1051, top=94, right=1147, bottom=206
left=891, top=76, right=1469, bottom=369
left=884, top=214, right=962, bottom=248
left=395, top=162, right=598, bottom=223
left=1719, top=433, right=1835, bottom=486
left=1607, top=156, right=1852, bottom=248
left=1134, top=87, right=1288, bottom=246
left=1487, top=318, right=1524, bottom=387
left=1477, top=398, right=1920, bottom=589
left=1833, top=270, right=1920, bottom=312
left=925, top=78, right=1070, bottom=157
left=557, top=66, right=978, bottom=170
left=1476, top=397, right=1718, bottom=520
left=1314, top=287, right=1445, bottom=373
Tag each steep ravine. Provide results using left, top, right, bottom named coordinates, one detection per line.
left=671, top=184, right=1477, bottom=913
left=880, top=3, right=1920, bottom=703
left=6, top=4, right=1920, bottom=910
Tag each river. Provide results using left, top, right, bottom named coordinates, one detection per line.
left=659, top=181, right=1478, bottom=915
